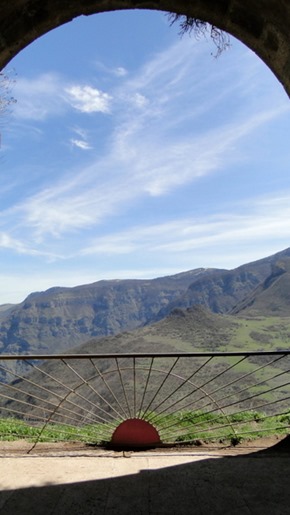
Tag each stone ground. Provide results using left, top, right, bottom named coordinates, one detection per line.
left=0, top=437, right=290, bottom=514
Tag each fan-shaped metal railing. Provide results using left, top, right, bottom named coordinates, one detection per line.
left=0, top=351, right=290, bottom=450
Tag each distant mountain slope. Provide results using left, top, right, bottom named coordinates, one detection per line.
left=156, top=247, right=290, bottom=318
left=0, top=304, right=15, bottom=322
left=0, top=305, right=252, bottom=387
left=1, top=247, right=290, bottom=356
left=0, top=269, right=210, bottom=355
left=2, top=304, right=290, bottom=415
left=231, top=258, right=290, bottom=317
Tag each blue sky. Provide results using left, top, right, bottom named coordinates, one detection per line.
left=1, top=9, right=290, bottom=304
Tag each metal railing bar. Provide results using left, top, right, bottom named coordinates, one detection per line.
left=0, top=363, right=64, bottom=401
left=28, top=390, right=74, bottom=453
left=225, top=425, right=290, bottom=437
left=26, top=360, right=117, bottom=427
left=0, top=414, right=111, bottom=442
left=0, top=391, right=91, bottom=427
left=147, top=355, right=246, bottom=424
left=1, top=351, right=290, bottom=359
left=218, top=379, right=290, bottom=413
left=0, top=380, right=60, bottom=409
left=161, top=389, right=290, bottom=439
left=1, top=406, right=81, bottom=427
left=163, top=424, right=290, bottom=444
left=0, top=403, right=112, bottom=441
left=38, top=424, right=111, bottom=440
left=0, top=379, right=107, bottom=427
left=61, top=359, right=125, bottom=422
left=157, top=356, right=289, bottom=423
left=0, top=363, right=110, bottom=424
left=115, top=357, right=131, bottom=418
left=0, top=405, right=53, bottom=423
left=138, top=366, right=238, bottom=436
left=205, top=364, right=290, bottom=414
left=146, top=356, right=212, bottom=423
left=138, top=357, right=154, bottom=418
left=161, top=407, right=290, bottom=441
left=142, top=357, right=180, bottom=418
left=105, top=364, right=236, bottom=436
left=27, top=381, right=113, bottom=453
left=89, top=359, right=127, bottom=419
left=1, top=351, right=289, bottom=447
left=199, top=354, right=286, bottom=407
left=133, top=357, right=136, bottom=418
left=196, top=365, right=290, bottom=417
left=160, top=407, right=273, bottom=440
left=0, top=426, right=108, bottom=442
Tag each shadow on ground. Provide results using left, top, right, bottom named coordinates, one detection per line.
left=1, top=440, right=290, bottom=515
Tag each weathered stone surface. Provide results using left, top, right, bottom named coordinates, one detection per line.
left=0, top=1, right=290, bottom=95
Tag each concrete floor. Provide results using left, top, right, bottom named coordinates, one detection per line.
left=0, top=440, right=290, bottom=515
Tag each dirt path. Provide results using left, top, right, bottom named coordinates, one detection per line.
left=0, top=434, right=287, bottom=456
left=1, top=436, right=290, bottom=514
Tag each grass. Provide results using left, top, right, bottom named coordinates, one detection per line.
left=153, top=409, right=290, bottom=444
left=227, top=316, right=290, bottom=351
left=0, top=418, right=112, bottom=444
left=0, top=409, right=289, bottom=446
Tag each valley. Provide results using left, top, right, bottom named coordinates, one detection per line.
left=1, top=247, right=290, bottom=447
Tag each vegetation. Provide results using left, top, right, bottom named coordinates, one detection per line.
left=154, top=409, right=290, bottom=444
left=0, top=417, right=110, bottom=444
left=0, top=71, right=16, bottom=116
left=0, top=409, right=289, bottom=446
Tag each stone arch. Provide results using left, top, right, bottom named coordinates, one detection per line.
left=0, top=1, right=290, bottom=96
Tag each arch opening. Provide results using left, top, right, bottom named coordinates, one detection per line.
left=1, top=8, right=290, bottom=304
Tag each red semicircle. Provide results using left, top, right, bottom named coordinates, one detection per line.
left=111, top=418, right=161, bottom=448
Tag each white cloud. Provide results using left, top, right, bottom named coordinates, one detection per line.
left=12, top=74, right=113, bottom=120
left=65, top=85, right=112, bottom=113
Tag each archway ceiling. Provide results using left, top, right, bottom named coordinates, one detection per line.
left=0, top=1, right=290, bottom=96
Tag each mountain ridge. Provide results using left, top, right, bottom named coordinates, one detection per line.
left=1, top=247, right=290, bottom=357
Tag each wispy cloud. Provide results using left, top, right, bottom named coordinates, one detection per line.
left=70, top=138, right=92, bottom=150
left=13, top=73, right=65, bottom=120
left=0, top=231, right=55, bottom=257
left=80, top=192, right=290, bottom=258
left=93, top=61, right=128, bottom=78
left=3, top=36, right=290, bottom=261
left=114, top=66, right=127, bottom=77
left=69, top=126, right=92, bottom=149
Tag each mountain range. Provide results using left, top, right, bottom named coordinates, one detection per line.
left=1, top=247, right=290, bottom=359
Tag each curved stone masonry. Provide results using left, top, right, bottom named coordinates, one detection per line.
left=0, top=1, right=290, bottom=95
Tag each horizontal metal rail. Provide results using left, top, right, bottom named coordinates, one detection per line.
left=1, top=351, right=290, bottom=359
